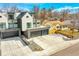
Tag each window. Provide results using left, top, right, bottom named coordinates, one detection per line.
left=57, top=26, right=60, bottom=28
left=33, top=22, right=40, bottom=27
left=14, top=23, right=18, bottom=28
left=8, top=15, right=14, bottom=19
left=37, top=22, right=40, bottom=24
left=0, top=16, right=2, bottom=18
left=27, top=23, right=31, bottom=28
left=8, top=23, right=14, bottom=29
left=56, top=26, right=61, bottom=30
left=0, top=23, right=3, bottom=29
left=2, top=23, right=6, bottom=29
left=8, top=23, right=18, bottom=29
left=33, top=23, right=36, bottom=27
left=26, top=16, right=29, bottom=18
left=63, top=25, right=67, bottom=28
left=0, top=23, right=6, bottom=29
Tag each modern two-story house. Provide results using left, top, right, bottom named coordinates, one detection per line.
left=17, top=12, right=34, bottom=31
left=0, top=12, right=49, bottom=39
left=0, top=12, right=20, bottom=29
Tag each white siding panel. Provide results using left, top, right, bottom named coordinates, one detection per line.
left=0, top=13, right=8, bottom=29
left=22, top=13, right=33, bottom=31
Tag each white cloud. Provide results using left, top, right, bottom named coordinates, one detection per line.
left=52, top=6, right=79, bottom=13
left=23, top=8, right=30, bottom=12
left=18, top=7, right=30, bottom=12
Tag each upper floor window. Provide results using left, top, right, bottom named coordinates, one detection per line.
left=8, top=15, right=14, bottom=19
left=26, top=16, right=29, bottom=18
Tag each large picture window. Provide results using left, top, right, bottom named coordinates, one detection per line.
left=8, top=23, right=18, bottom=29
left=8, top=15, right=14, bottom=19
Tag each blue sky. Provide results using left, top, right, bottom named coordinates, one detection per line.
left=0, top=3, right=79, bottom=11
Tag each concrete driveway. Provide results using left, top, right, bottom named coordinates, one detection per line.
left=52, top=43, right=79, bottom=56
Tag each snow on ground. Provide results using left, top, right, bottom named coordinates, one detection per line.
left=1, top=34, right=79, bottom=56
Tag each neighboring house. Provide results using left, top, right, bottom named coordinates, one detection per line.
left=7, top=12, right=20, bottom=29
left=17, top=12, right=34, bottom=31
left=64, top=20, right=72, bottom=26
left=0, top=13, right=8, bottom=29
left=0, top=12, right=20, bottom=29
left=16, top=12, right=49, bottom=38
left=73, top=20, right=79, bottom=30
left=14, top=12, right=20, bottom=19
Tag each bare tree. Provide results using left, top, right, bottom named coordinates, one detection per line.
left=47, top=8, right=53, bottom=19
left=60, top=9, right=70, bottom=20
left=40, top=8, right=47, bottom=24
